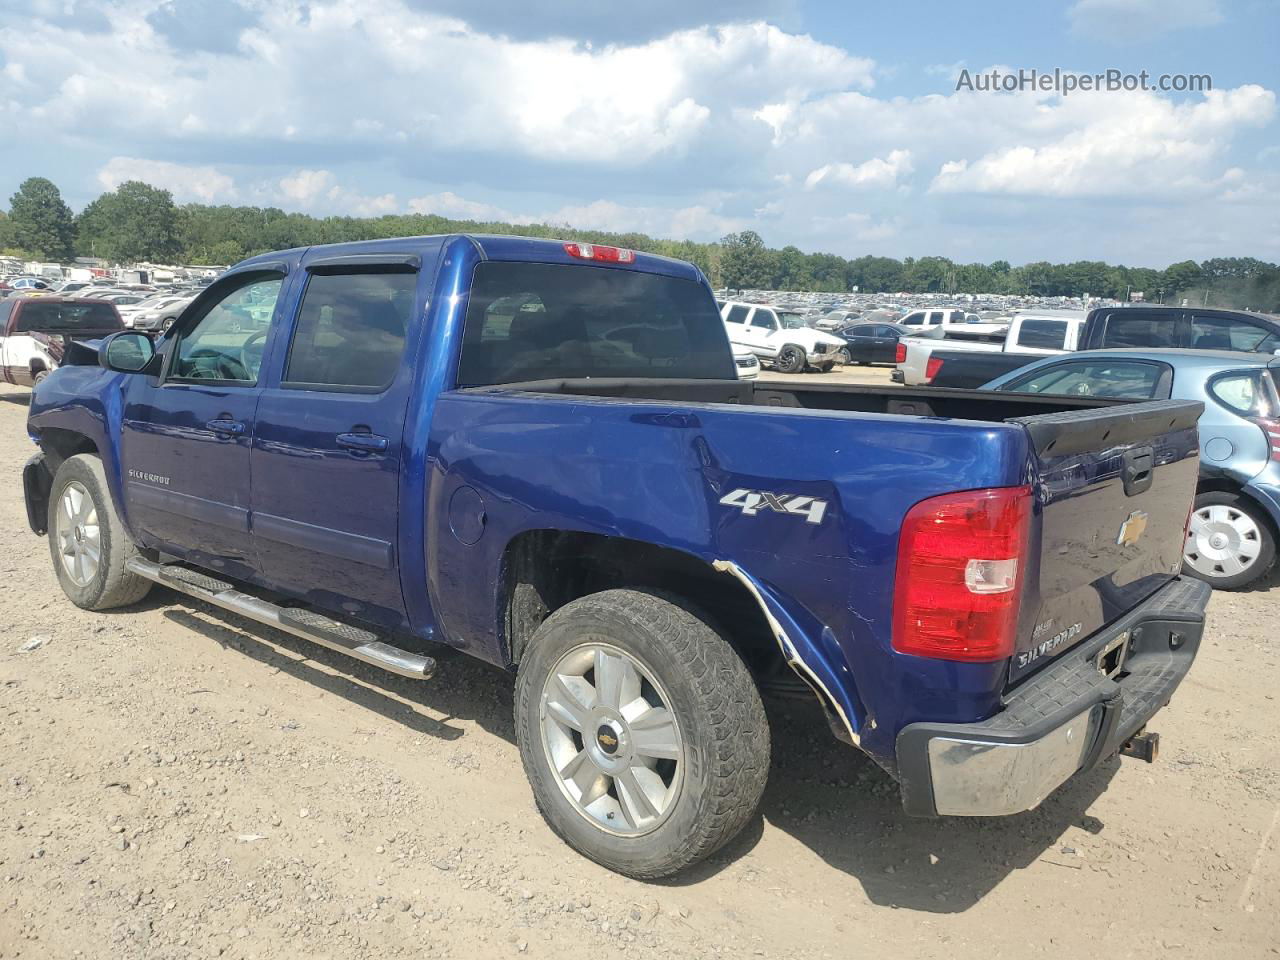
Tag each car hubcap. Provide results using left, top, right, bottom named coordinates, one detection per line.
left=1185, top=504, right=1262, bottom=578
left=540, top=643, right=684, bottom=837
left=56, top=481, right=101, bottom=587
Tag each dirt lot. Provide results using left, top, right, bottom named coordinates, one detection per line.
left=1, top=378, right=1278, bottom=960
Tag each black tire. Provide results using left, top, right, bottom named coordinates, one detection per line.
left=1182, top=490, right=1276, bottom=590
left=814, top=362, right=835, bottom=373
left=31, top=370, right=49, bottom=387
left=834, top=347, right=851, bottom=366
left=775, top=344, right=806, bottom=374
left=514, top=589, right=770, bottom=879
left=47, top=454, right=152, bottom=610
left=160, top=317, right=176, bottom=332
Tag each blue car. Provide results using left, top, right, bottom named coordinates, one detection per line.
left=983, top=348, right=1280, bottom=590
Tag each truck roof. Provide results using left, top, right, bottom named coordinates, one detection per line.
left=235, top=234, right=704, bottom=283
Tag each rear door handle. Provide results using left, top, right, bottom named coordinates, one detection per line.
left=206, top=418, right=245, bottom=437
left=336, top=432, right=388, bottom=453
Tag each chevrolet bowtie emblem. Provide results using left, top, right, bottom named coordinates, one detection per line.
left=1117, top=510, right=1149, bottom=547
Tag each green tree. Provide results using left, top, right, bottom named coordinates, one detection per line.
left=8, top=177, right=76, bottom=259
left=719, top=231, right=776, bottom=289
left=76, top=181, right=180, bottom=263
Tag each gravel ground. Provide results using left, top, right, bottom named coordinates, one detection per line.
left=1, top=380, right=1277, bottom=960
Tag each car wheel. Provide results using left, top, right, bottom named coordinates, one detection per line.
left=160, top=316, right=176, bottom=332
left=32, top=370, right=49, bottom=387
left=1183, top=491, right=1276, bottom=590
left=514, top=589, right=770, bottom=879
left=775, top=345, right=806, bottom=374
left=815, top=362, right=835, bottom=373
left=835, top=347, right=851, bottom=366
left=47, top=454, right=152, bottom=610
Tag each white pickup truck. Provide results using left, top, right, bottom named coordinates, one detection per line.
left=0, top=296, right=124, bottom=387
left=720, top=300, right=847, bottom=373
left=893, top=311, right=1086, bottom=387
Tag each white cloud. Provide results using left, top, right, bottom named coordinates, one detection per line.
left=0, top=5, right=871, bottom=167
left=1068, top=0, right=1223, bottom=40
left=804, top=150, right=913, bottom=190
left=96, top=156, right=236, bottom=203
left=278, top=169, right=335, bottom=205
left=929, top=85, right=1275, bottom=198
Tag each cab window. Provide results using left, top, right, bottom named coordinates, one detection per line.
left=284, top=272, right=414, bottom=391
left=1004, top=360, right=1167, bottom=399
left=1191, top=314, right=1280, bottom=353
left=171, top=276, right=283, bottom=383
left=750, top=309, right=779, bottom=332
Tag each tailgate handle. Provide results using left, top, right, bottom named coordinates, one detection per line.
left=1122, top=447, right=1155, bottom=496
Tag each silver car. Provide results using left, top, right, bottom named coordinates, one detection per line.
left=982, top=348, right=1280, bottom=590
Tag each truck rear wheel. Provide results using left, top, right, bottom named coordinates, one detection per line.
left=48, top=454, right=152, bottom=610
left=514, top=589, right=770, bottom=879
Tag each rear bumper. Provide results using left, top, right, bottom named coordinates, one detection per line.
left=896, top=576, right=1210, bottom=817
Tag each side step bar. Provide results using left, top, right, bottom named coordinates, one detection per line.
left=125, top=558, right=436, bottom=680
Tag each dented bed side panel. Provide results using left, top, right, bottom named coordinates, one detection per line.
left=425, top=389, right=1031, bottom=769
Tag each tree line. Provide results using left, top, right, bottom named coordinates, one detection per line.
left=3, top=176, right=1278, bottom=312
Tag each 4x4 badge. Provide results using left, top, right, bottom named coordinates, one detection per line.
left=719, top=488, right=828, bottom=525
left=1117, top=510, right=1149, bottom=547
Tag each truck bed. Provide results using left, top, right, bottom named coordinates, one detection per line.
left=475, top=377, right=1132, bottom=422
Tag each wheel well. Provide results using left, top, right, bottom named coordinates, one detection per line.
left=29, top=358, right=47, bottom=373
left=38, top=429, right=99, bottom=475
left=501, top=531, right=790, bottom=683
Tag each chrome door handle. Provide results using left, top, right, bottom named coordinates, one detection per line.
left=336, top=432, right=388, bottom=453
left=206, top=418, right=245, bottom=436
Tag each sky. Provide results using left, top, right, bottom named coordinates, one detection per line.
left=2, top=0, right=1278, bottom=266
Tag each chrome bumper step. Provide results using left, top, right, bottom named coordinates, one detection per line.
left=126, top=558, right=435, bottom=680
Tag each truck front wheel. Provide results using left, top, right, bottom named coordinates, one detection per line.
left=48, top=454, right=152, bottom=610
left=514, top=589, right=770, bottom=879
left=775, top=345, right=806, bottom=374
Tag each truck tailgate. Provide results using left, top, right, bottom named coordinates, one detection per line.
left=1009, top=399, right=1203, bottom=684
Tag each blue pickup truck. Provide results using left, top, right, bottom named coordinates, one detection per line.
left=23, top=235, right=1211, bottom=878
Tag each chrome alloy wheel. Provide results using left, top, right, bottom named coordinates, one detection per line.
left=56, top=480, right=101, bottom=586
left=539, top=643, right=684, bottom=837
left=1185, top=503, right=1262, bottom=578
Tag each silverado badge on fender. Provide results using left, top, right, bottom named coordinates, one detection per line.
left=1117, top=510, right=1149, bottom=547
left=718, top=488, right=828, bottom=525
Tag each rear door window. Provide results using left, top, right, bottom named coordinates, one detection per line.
left=901, top=312, right=926, bottom=326
left=457, top=262, right=734, bottom=386
left=284, top=272, right=414, bottom=391
left=1004, top=360, right=1168, bottom=399
left=724, top=305, right=749, bottom=324
left=927, top=311, right=944, bottom=325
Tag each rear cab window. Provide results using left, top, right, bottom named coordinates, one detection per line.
left=1015, top=318, right=1069, bottom=350
left=12, top=300, right=123, bottom=333
left=456, top=262, right=735, bottom=386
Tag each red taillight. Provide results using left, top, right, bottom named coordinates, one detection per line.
left=563, top=242, right=636, bottom=264
left=893, top=485, right=1032, bottom=662
left=1251, top=417, right=1280, bottom=462
left=895, top=343, right=907, bottom=364
left=925, top=356, right=944, bottom=383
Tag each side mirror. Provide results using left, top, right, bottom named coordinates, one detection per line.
left=100, top=331, right=156, bottom=374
